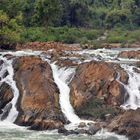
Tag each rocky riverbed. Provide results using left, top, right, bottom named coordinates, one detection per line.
left=0, top=42, right=140, bottom=140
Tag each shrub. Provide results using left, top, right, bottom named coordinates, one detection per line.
left=0, top=10, right=23, bottom=48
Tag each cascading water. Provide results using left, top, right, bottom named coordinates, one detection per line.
left=120, top=65, right=140, bottom=110
left=0, top=56, right=19, bottom=122
left=50, top=63, right=81, bottom=124
left=0, top=50, right=42, bottom=122
left=0, top=50, right=130, bottom=140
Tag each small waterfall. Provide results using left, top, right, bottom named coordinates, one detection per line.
left=50, top=63, right=81, bottom=124
left=120, top=65, right=140, bottom=110
left=0, top=50, right=42, bottom=122
left=0, top=56, right=19, bottom=122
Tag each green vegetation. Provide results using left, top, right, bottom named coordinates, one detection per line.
left=76, top=98, right=120, bottom=120
left=21, top=27, right=104, bottom=44
left=0, top=0, right=140, bottom=47
left=0, top=10, right=23, bottom=47
left=106, top=28, right=140, bottom=44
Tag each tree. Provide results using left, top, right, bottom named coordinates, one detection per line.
left=68, top=0, right=91, bottom=27
left=0, top=10, right=23, bottom=48
left=33, top=0, right=63, bottom=28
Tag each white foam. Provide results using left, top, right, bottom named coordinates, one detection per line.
left=120, top=65, right=140, bottom=110
left=50, top=63, right=81, bottom=124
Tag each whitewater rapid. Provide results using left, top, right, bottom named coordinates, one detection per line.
left=120, top=65, right=140, bottom=110
left=0, top=50, right=42, bottom=122
left=0, top=56, right=19, bottom=122
left=50, top=63, right=81, bottom=124
left=0, top=49, right=139, bottom=139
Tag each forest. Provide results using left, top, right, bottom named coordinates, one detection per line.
left=0, top=0, right=140, bottom=47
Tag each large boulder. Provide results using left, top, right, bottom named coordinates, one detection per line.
left=13, top=56, right=65, bottom=130
left=70, top=61, right=128, bottom=120
left=108, top=109, right=140, bottom=140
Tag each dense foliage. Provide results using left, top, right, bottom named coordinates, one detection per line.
left=0, top=0, right=140, bottom=46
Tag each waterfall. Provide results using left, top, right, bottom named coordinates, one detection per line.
left=0, top=50, right=42, bottom=122
left=0, top=56, right=19, bottom=122
left=120, top=65, right=140, bottom=110
left=50, top=63, right=81, bottom=124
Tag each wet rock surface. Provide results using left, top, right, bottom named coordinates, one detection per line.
left=13, top=56, right=65, bottom=130
left=108, top=109, right=140, bottom=140
left=0, top=43, right=140, bottom=139
left=118, top=50, right=140, bottom=59
left=70, top=61, right=128, bottom=120
left=0, top=83, right=13, bottom=116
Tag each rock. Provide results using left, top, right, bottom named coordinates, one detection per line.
left=136, top=61, right=140, bottom=68
left=118, top=50, right=140, bottom=59
left=78, top=122, right=86, bottom=128
left=16, top=42, right=81, bottom=53
left=1, top=103, right=12, bottom=120
left=30, top=120, right=63, bottom=131
left=58, top=127, right=79, bottom=135
left=108, top=109, right=140, bottom=140
left=58, top=127, right=68, bottom=134
left=70, top=61, right=128, bottom=120
left=13, top=56, right=65, bottom=130
left=3, top=54, right=15, bottom=60
left=0, top=83, right=13, bottom=115
left=87, top=123, right=101, bottom=135
left=133, top=67, right=140, bottom=73
left=103, top=43, right=121, bottom=49
left=55, top=58, right=78, bottom=68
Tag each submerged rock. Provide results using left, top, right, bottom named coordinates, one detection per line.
left=13, top=56, right=65, bottom=130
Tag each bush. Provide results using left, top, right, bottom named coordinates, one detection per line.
left=21, top=27, right=48, bottom=42
left=106, top=28, right=140, bottom=44
left=107, top=36, right=126, bottom=43
left=22, top=26, right=103, bottom=44
left=0, top=10, right=23, bottom=48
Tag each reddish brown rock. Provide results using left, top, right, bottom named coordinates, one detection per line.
left=108, top=109, right=140, bottom=140
left=70, top=61, right=128, bottom=120
left=118, top=50, right=140, bottom=59
left=13, top=56, right=65, bottom=130
left=16, top=42, right=81, bottom=53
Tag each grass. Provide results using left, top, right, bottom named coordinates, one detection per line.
left=21, top=26, right=140, bottom=48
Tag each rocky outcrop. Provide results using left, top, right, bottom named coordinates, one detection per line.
left=13, top=56, right=65, bottom=130
left=118, top=50, right=140, bottom=59
left=70, top=61, right=128, bottom=120
left=108, top=109, right=140, bottom=140
left=16, top=42, right=81, bottom=52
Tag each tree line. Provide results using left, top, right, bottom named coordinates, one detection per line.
left=0, top=0, right=140, bottom=47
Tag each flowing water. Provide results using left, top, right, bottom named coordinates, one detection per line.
left=0, top=48, right=140, bottom=140
left=120, top=65, right=140, bottom=110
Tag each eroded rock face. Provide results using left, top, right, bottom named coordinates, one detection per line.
left=118, top=50, right=140, bottom=59
left=0, top=83, right=13, bottom=115
left=13, top=56, right=65, bottom=130
left=108, top=109, right=140, bottom=140
left=70, top=61, right=128, bottom=120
